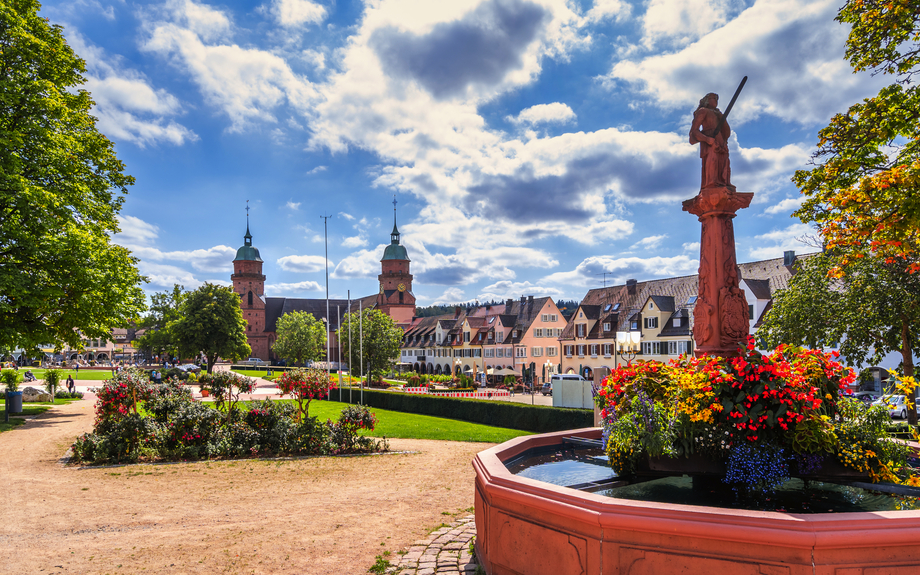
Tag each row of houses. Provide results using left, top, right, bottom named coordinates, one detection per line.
left=399, top=253, right=801, bottom=384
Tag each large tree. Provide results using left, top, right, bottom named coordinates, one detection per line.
left=336, top=309, right=403, bottom=383
left=759, top=252, right=920, bottom=423
left=0, top=0, right=146, bottom=351
left=794, top=1, right=920, bottom=274
left=135, top=284, right=186, bottom=360
left=173, top=283, right=250, bottom=373
left=272, top=311, right=327, bottom=366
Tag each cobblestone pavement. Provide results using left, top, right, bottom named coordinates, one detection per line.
left=389, top=515, right=480, bottom=575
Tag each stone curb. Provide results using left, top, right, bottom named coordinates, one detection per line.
left=385, top=515, right=479, bottom=575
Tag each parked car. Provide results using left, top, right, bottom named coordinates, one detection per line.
left=239, top=357, right=266, bottom=367
left=853, top=391, right=881, bottom=405
left=175, top=364, right=202, bottom=374
left=871, top=394, right=909, bottom=419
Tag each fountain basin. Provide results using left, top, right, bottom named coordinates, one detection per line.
left=473, top=428, right=920, bottom=575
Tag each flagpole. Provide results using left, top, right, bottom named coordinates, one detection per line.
left=359, top=299, right=364, bottom=405
left=348, top=290, right=352, bottom=404
left=337, top=305, right=342, bottom=402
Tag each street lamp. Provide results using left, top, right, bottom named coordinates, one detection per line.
left=616, top=331, right=641, bottom=366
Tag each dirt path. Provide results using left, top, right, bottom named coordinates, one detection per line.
left=0, top=398, right=490, bottom=574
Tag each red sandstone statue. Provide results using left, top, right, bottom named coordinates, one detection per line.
left=689, top=93, right=733, bottom=189
left=683, top=78, right=752, bottom=359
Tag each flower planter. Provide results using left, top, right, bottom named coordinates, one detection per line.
left=637, top=452, right=871, bottom=482
left=200, top=389, right=210, bottom=397
left=5, top=391, right=23, bottom=414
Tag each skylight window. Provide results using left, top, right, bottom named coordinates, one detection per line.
left=613, top=303, right=620, bottom=311
left=687, top=296, right=698, bottom=304
left=488, top=317, right=495, bottom=323
left=604, top=304, right=612, bottom=312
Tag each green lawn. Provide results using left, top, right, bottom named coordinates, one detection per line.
left=230, top=369, right=280, bottom=381
left=26, top=368, right=114, bottom=381
left=256, top=399, right=532, bottom=443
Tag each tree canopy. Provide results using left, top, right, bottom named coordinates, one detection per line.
left=0, top=0, right=146, bottom=351
left=173, top=283, right=250, bottom=373
left=272, top=311, right=327, bottom=366
left=336, top=309, right=403, bottom=382
left=794, top=1, right=920, bottom=274
left=759, top=252, right=920, bottom=423
left=135, top=284, right=186, bottom=361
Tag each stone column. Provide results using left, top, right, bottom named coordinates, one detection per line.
left=682, top=185, right=754, bottom=358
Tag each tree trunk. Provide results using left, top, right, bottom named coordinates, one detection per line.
left=902, top=318, right=917, bottom=426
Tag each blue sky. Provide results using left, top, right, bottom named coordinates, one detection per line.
left=41, top=0, right=883, bottom=306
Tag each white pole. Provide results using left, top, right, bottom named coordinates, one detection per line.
left=323, top=214, right=331, bottom=398
left=359, top=299, right=364, bottom=405
left=348, top=290, right=352, bottom=404
left=337, top=305, right=342, bottom=402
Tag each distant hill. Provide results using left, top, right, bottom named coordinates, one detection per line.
left=415, top=298, right=580, bottom=319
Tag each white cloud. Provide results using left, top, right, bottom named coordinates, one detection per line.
left=631, top=234, right=668, bottom=251
left=141, top=0, right=319, bottom=130
left=339, top=212, right=356, bottom=221
left=277, top=254, right=332, bottom=272
left=115, top=216, right=233, bottom=273
left=641, top=0, right=744, bottom=49
left=682, top=241, right=700, bottom=252
left=763, top=196, right=804, bottom=215
left=68, top=33, right=196, bottom=147
left=266, top=0, right=327, bottom=27
left=584, top=0, right=631, bottom=23
left=745, top=223, right=814, bottom=260
left=508, top=102, right=576, bottom=126
left=306, top=165, right=327, bottom=174
left=116, top=215, right=160, bottom=247
left=544, top=255, right=699, bottom=288
left=429, top=287, right=468, bottom=306
left=342, top=236, right=368, bottom=248
left=607, top=0, right=888, bottom=126
left=266, top=280, right=324, bottom=294
left=286, top=200, right=302, bottom=210
left=138, top=262, right=203, bottom=290
left=477, top=280, right=564, bottom=301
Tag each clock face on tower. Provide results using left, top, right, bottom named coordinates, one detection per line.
left=397, top=283, right=406, bottom=292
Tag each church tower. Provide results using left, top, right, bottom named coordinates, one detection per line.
left=231, top=204, right=269, bottom=359
left=377, top=197, right=416, bottom=326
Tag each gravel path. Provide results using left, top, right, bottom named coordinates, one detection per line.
left=0, top=396, right=490, bottom=574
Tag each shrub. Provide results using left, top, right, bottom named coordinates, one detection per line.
left=44, top=368, right=61, bottom=397
left=1, top=369, right=20, bottom=392
left=328, top=405, right=385, bottom=454
left=199, top=371, right=256, bottom=422
left=94, top=369, right=151, bottom=433
left=276, top=368, right=335, bottom=421
left=55, top=390, right=84, bottom=399
left=146, top=379, right=195, bottom=423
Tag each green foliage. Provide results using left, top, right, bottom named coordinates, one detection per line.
left=368, top=555, right=391, bottom=574
left=173, top=283, right=251, bottom=373
left=1, top=369, right=20, bottom=392
left=0, top=0, right=146, bottom=352
left=328, top=405, right=384, bottom=454
left=198, top=370, right=255, bottom=423
left=272, top=311, right=328, bottom=365
left=276, top=367, right=335, bottom=421
left=759, top=252, right=920, bottom=422
left=334, top=388, right=593, bottom=433
left=135, top=285, right=186, bottom=359
left=794, top=1, right=920, bottom=271
left=336, top=309, right=403, bottom=381
left=44, top=368, right=61, bottom=396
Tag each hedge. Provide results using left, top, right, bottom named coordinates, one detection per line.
left=331, top=388, right=593, bottom=433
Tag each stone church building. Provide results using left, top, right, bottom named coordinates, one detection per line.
left=231, top=208, right=416, bottom=363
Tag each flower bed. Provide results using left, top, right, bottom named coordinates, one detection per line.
left=70, top=369, right=387, bottom=464
left=595, top=337, right=920, bottom=490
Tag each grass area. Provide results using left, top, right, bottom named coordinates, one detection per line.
left=23, top=368, right=113, bottom=381
left=259, top=398, right=531, bottom=443
left=230, top=369, right=281, bottom=381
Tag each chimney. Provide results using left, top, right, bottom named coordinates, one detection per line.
left=528, top=295, right=534, bottom=304
left=520, top=296, right=526, bottom=303
left=454, top=306, right=461, bottom=318
left=505, top=298, right=513, bottom=308
left=626, top=279, right=637, bottom=295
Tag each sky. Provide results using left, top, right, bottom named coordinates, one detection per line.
left=40, top=0, right=883, bottom=307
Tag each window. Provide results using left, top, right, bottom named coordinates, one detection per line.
left=673, top=318, right=682, bottom=327
left=613, top=303, right=620, bottom=311
left=749, top=304, right=755, bottom=319
left=604, top=304, right=611, bottom=312
left=576, top=345, right=586, bottom=356
left=644, top=317, right=658, bottom=329
left=687, top=296, right=698, bottom=305
left=649, top=302, right=654, bottom=309
left=642, top=341, right=663, bottom=355
left=513, top=330, right=519, bottom=338
left=464, top=332, right=470, bottom=342
left=248, top=291, right=253, bottom=306
left=516, top=347, right=527, bottom=358
left=506, top=347, right=513, bottom=357
left=531, top=347, right=543, bottom=357
left=576, top=324, right=587, bottom=337
left=602, top=343, right=612, bottom=356
left=534, top=328, right=543, bottom=337
left=564, top=345, right=574, bottom=356
left=496, top=332, right=504, bottom=343
left=631, top=321, right=638, bottom=330
left=668, top=340, right=690, bottom=355
left=603, top=322, right=611, bottom=332
left=487, top=332, right=493, bottom=341
left=547, top=347, right=557, bottom=357
left=589, top=344, right=599, bottom=356
left=496, top=348, right=504, bottom=358
left=485, top=348, right=494, bottom=358
left=488, top=316, right=495, bottom=323
left=542, top=314, right=549, bottom=322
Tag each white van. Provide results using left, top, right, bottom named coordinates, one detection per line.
left=544, top=374, right=586, bottom=396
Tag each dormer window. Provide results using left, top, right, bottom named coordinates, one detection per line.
left=673, top=318, right=682, bottom=327
left=603, top=322, right=611, bottom=332
left=649, top=302, right=654, bottom=310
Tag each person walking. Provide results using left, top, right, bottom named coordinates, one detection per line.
left=66, top=375, right=75, bottom=394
